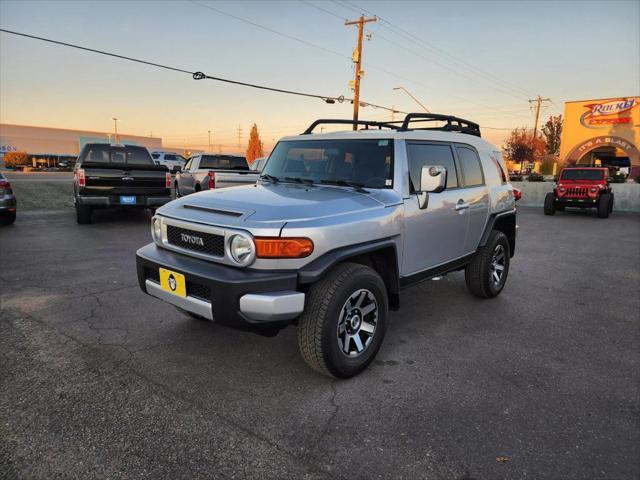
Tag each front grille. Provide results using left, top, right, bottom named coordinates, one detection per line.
left=187, top=281, right=211, bottom=301
left=166, top=225, right=225, bottom=257
left=565, top=186, right=588, bottom=197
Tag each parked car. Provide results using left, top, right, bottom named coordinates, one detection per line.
left=136, top=114, right=517, bottom=378
left=250, top=157, right=267, bottom=172
left=174, top=154, right=260, bottom=197
left=544, top=167, right=613, bottom=218
left=151, top=151, right=187, bottom=172
left=73, top=143, right=172, bottom=224
left=0, top=172, right=17, bottom=225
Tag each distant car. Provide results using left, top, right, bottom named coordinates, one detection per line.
left=174, top=154, right=260, bottom=197
left=0, top=172, right=17, bottom=225
left=150, top=151, right=187, bottom=172
left=250, top=157, right=267, bottom=172
left=544, top=167, right=613, bottom=218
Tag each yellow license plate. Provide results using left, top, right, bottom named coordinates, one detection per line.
left=159, top=268, right=186, bottom=298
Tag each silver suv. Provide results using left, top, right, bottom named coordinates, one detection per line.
left=136, top=114, right=517, bottom=378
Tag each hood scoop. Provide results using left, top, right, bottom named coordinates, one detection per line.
left=183, top=204, right=244, bottom=217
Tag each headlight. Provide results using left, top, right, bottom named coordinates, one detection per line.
left=590, top=187, right=597, bottom=193
left=559, top=187, right=565, bottom=193
left=151, top=217, right=162, bottom=241
left=228, top=233, right=255, bottom=266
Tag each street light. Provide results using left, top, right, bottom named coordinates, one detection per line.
left=112, top=117, right=119, bottom=144
left=393, top=87, right=430, bottom=113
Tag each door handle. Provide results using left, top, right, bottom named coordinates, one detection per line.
left=455, top=201, right=469, bottom=211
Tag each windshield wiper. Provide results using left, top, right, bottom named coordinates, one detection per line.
left=284, top=176, right=315, bottom=186
left=260, top=174, right=280, bottom=184
left=320, top=179, right=369, bottom=193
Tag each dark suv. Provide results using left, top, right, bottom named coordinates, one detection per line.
left=544, top=167, right=613, bottom=218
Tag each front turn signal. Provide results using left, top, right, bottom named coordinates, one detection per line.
left=255, top=237, right=314, bottom=258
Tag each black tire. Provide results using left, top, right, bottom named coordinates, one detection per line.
left=597, top=193, right=611, bottom=218
left=175, top=182, right=181, bottom=198
left=297, top=262, right=388, bottom=378
left=0, top=212, right=16, bottom=225
left=465, top=230, right=511, bottom=299
left=76, top=204, right=92, bottom=224
left=543, top=192, right=556, bottom=215
left=609, top=193, right=614, bottom=213
left=194, top=184, right=201, bottom=192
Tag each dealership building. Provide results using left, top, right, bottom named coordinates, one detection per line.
left=559, top=96, right=639, bottom=176
left=0, top=124, right=163, bottom=167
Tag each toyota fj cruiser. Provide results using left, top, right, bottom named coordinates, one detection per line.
left=544, top=167, right=613, bottom=218
left=136, top=114, right=517, bottom=378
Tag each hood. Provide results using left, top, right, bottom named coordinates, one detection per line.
left=157, top=183, right=397, bottom=230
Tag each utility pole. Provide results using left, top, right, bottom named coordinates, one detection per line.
left=112, top=117, right=119, bottom=144
left=529, top=96, right=551, bottom=138
left=345, top=15, right=376, bottom=130
left=526, top=96, right=551, bottom=174
left=237, top=125, right=243, bottom=151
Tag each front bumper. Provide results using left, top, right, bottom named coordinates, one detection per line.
left=76, top=195, right=171, bottom=207
left=555, top=196, right=597, bottom=207
left=136, top=243, right=304, bottom=329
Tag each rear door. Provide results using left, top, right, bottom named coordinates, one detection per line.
left=402, top=142, right=469, bottom=275
left=454, top=145, right=490, bottom=253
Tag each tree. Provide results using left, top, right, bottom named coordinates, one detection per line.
left=503, top=128, right=545, bottom=173
left=541, top=115, right=562, bottom=156
left=245, top=124, right=264, bottom=164
left=3, top=151, right=29, bottom=168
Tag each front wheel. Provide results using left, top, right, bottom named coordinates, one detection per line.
left=543, top=192, right=556, bottom=215
left=297, top=263, right=388, bottom=378
left=465, top=230, right=511, bottom=299
left=597, top=193, right=612, bottom=218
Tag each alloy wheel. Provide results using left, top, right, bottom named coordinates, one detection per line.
left=336, top=289, right=378, bottom=357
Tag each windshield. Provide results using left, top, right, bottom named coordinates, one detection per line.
left=560, top=169, right=605, bottom=181
left=262, top=139, right=394, bottom=189
left=80, top=145, right=153, bottom=166
left=200, top=155, right=249, bottom=170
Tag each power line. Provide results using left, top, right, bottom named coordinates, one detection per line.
left=342, top=0, right=537, bottom=99
left=0, top=28, right=401, bottom=114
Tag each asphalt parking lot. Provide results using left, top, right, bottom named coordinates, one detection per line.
left=1, top=207, right=638, bottom=480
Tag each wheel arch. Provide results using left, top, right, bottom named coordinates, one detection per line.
left=479, top=210, right=516, bottom=257
left=298, top=239, right=401, bottom=309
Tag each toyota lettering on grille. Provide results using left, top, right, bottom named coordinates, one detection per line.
left=180, top=233, right=205, bottom=246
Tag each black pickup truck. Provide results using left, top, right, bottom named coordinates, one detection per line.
left=73, top=143, right=172, bottom=224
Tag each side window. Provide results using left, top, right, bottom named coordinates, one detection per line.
left=165, top=154, right=177, bottom=161
left=406, top=143, right=458, bottom=192
left=491, top=152, right=507, bottom=184
left=151, top=153, right=160, bottom=159
left=456, top=146, right=484, bottom=187
left=183, top=158, right=193, bottom=170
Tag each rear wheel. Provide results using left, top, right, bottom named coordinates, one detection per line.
left=297, top=262, right=388, bottom=378
left=76, top=204, right=92, bottom=224
left=175, top=181, right=181, bottom=198
left=0, top=211, right=16, bottom=225
left=465, top=230, right=510, bottom=299
left=597, top=193, right=612, bottom=218
left=543, top=192, right=556, bottom=215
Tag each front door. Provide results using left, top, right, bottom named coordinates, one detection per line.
left=402, top=142, right=469, bottom=276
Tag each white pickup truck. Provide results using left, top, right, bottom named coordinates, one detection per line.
left=174, top=154, right=260, bottom=197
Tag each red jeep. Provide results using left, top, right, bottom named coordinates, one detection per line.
left=544, top=167, right=613, bottom=218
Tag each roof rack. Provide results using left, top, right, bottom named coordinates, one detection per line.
left=301, top=113, right=481, bottom=137
left=302, top=119, right=399, bottom=135
left=399, top=113, right=481, bottom=137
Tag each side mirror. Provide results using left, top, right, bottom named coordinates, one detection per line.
left=172, top=166, right=182, bottom=173
left=417, top=165, right=446, bottom=209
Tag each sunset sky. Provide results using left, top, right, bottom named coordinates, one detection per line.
left=1, top=0, right=638, bottom=152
